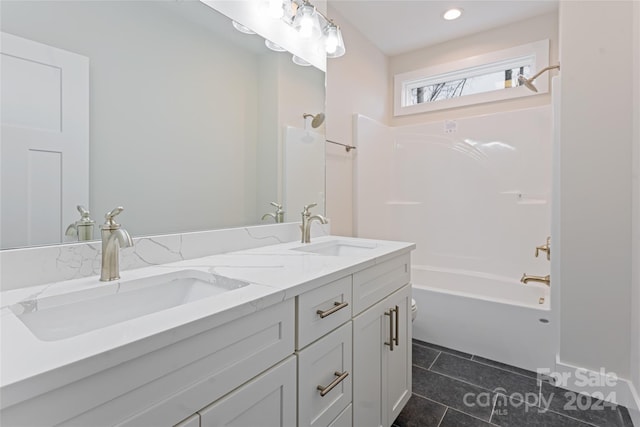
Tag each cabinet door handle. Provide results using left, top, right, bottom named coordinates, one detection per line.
left=317, top=371, right=349, bottom=397
left=317, top=301, right=349, bottom=318
left=385, top=308, right=395, bottom=351
left=394, top=304, right=400, bottom=346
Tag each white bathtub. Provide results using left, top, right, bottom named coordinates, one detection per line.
left=412, top=265, right=555, bottom=372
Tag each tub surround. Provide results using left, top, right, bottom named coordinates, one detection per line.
left=0, top=226, right=414, bottom=425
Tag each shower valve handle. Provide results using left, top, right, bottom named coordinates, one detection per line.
left=535, top=236, right=551, bottom=261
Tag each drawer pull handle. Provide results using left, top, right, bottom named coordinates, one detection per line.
left=385, top=308, right=395, bottom=351
left=384, top=305, right=400, bottom=350
left=317, top=371, right=349, bottom=397
left=317, top=301, right=349, bottom=319
left=394, top=304, right=400, bottom=346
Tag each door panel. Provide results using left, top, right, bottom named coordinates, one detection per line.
left=1, top=32, right=89, bottom=248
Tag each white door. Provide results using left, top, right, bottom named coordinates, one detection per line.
left=1, top=32, right=89, bottom=249
left=386, top=285, right=412, bottom=424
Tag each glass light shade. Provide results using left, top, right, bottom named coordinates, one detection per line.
left=265, top=39, right=286, bottom=52
left=324, top=23, right=345, bottom=58
left=292, top=55, right=311, bottom=67
left=231, top=20, right=256, bottom=35
left=292, top=4, right=322, bottom=40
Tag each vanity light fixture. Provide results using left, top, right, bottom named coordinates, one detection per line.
left=443, top=8, right=463, bottom=21
left=231, top=0, right=346, bottom=61
left=324, top=21, right=345, bottom=58
left=292, top=2, right=322, bottom=39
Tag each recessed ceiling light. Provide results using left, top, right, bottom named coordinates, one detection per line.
left=443, top=8, right=463, bottom=21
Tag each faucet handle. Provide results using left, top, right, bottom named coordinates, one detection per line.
left=535, top=236, right=551, bottom=261
left=104, top=206, right=124, bottom=227
left=270, top=202, right=283, bottom=209
left=303, top=203, right=317, bottom=214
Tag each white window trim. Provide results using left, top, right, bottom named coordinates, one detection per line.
left=394, top=39, right=550, bottom=116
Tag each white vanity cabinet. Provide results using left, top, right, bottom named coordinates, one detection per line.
left=198, top=356, right=297, bottom=427
left=353, top=255, right=412, bottom=427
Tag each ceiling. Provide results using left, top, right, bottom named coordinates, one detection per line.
left=329, top=0, right=559, bottom=56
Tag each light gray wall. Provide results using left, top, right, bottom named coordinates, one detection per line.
left=558, top=0, right=634, bottom=379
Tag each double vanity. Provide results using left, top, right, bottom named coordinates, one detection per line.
left=1, top=225, right=414, bottom=427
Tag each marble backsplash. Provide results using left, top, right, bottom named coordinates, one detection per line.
left=0, top=222, right=330, bottom=292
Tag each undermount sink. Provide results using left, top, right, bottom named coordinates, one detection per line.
left=292, top=239, right=377, bottom=256
left=10, top=270, right=249, bottom=341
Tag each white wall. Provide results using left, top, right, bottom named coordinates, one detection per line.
left=389, top=12, right=558, bottom=126
left=558, top=0, right=634, bottom=381
left=325, top=5, right=389, bottom=236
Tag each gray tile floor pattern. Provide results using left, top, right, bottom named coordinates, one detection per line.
left=393, top=339, right=636, bottom=427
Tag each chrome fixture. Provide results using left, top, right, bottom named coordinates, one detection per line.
left=232, top=0, right=346, bottom=59
left=262, top=202, right=285, bottom=223
left=65, top=205, right=95, bottom=242
left=518, top=64, right=560, bottom=92
left=301, top=203, right=328, bottom=243
left=326, top=139, right=356, bottom=153
left=535, top=236, right=551, bottom=261
left=303, top=112, right=325, bottom=128
left=100, top=207, right=133, bottom=282
left=521, top=274, right=550, bottom=286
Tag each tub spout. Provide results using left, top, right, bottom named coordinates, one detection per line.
left=521, top=274, right=550, bottom=286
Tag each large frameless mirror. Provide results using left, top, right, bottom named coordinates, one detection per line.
left=0, top=0, right=326, bottom=250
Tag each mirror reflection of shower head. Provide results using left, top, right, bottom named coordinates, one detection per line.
left=518, top=64, right=560, bottom=93
left=303, top=112, right=325, bottom=128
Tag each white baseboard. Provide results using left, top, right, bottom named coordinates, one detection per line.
left=554, top=358, right=640, bottom=424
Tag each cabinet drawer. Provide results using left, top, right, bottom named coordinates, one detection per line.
left=297, top=275, right=352, bottom=349
left=298, top=322, right=352, bottom=427
left=68, top=299, right=295, bottom=427
left=199, top=356, right=296, bottom=427
left=353, top=253, right=410, bottom=315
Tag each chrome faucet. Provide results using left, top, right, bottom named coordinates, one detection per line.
left=521, top=274, right=550, bottom=286
left=301, top=203, right=328, bottom=243
left=100, top=207, right=133, bottom=281
left=262, top=202, right=284, bottom=223
left=65, top=205, right=95, bottom=241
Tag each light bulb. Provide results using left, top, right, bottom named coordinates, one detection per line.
left=325, top=26, right=338, bottom=55
left=324, top=23, right=345, bottom=58
left=293, top=4, right=321, bottom=40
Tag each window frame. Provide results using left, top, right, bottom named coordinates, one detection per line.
left=394, top=39, right=550, bottom=116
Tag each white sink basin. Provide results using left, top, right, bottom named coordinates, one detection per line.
left=10, top=270, right=249, bottom=341
left=292, top=239, right=377, bottom=256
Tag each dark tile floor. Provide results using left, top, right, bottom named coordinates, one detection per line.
left=393, top=339, right=636, bottom=427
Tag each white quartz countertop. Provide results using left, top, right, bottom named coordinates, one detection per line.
left=0, top=236, right=414, bottom=404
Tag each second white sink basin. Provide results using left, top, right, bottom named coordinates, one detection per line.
left=292, top=239, right=377, bottom=256
left=11, top=270, right=249, bottom=341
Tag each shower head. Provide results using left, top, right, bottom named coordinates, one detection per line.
left=518, top=64, right=560, bottom=93
left=517, top=74, right=539, bottom=92
left=303, top=112, right=325, bottom=128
